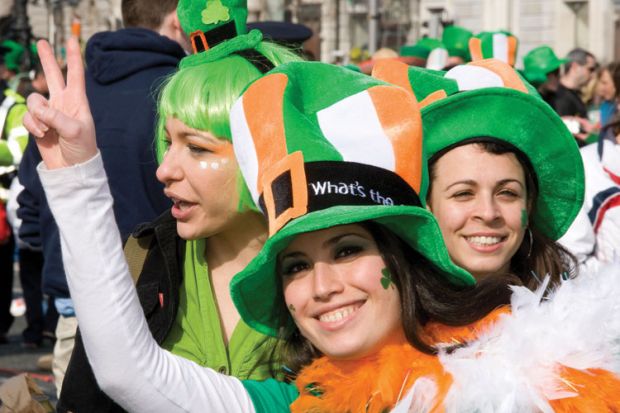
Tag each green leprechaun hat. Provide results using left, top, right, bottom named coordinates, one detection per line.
left=372, top=58, right=584, bottom=241
left=177, top=0, right=272, bottom=70
left=229, top=61, right=475, bottom=337
left=522, top=45, right=568, bottom=86
left=469, top=31, right=518, bottom=66
left=442, top=25, right=473, bottom=61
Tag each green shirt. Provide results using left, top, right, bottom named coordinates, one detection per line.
left=243, top=379, right=298, bottom=413
left=162, top=239, right=279, bottom=380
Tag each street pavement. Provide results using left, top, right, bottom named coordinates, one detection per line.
left=0, top=271, right=58, bottom=408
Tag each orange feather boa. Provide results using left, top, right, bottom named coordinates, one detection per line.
left=290, top=307, right=620, bottom=412
left=290, top=340, right=451, bottom=413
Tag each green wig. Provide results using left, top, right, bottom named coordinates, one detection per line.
left=155, top=39, right=301, bottom=212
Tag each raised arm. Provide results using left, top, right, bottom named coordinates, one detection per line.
left=22, top=38, right=97, bottom=170
left=23, top=39, right=256, bottom=413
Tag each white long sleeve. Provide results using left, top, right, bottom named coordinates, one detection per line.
left=38, top=153, right=256, bottom=413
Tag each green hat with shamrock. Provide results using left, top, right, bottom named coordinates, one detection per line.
left=372, top=58, right=584, bottom=241
left=177, top=0, right=272, bottom=70
left=229, top=61, right=475, bottom=337
left=469, top=31, right=518, bottom=66
left=522, top=45, right=567, bottom=86
left=0, top=40, right=25, bottom=72
left=442, top=25, right=473, bottom=61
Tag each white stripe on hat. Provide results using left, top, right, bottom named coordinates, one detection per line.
left=426, top=47, right=448, bottom=70
left=445, top=65, right=504, bottom=91
left=492, top=33, right=509, bottom=64
left=317, top=90, right=396, bottom=172
left=230, top=96, right=261, bottom=207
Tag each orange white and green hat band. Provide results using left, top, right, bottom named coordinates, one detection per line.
left=372, top=59, right=584, bottom=241
left=229, top=61, right=476, bottom=337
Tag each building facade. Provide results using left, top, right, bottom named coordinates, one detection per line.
left=4, top=0, right=619, bottom=67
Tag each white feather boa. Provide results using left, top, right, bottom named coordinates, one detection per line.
left=393, top=262, right=620, bottom=413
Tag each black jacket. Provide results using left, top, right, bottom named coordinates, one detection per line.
left=57, top=213, right=185, bottom=413
left=85, top=27, right=184, bottom=240
left=17, top=28, right=184, bottom=298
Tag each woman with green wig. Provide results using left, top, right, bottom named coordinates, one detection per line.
left=54, top=0, right=300, bottom=411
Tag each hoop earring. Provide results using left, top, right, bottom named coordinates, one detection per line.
left=526, top=228, right=534, bottom=259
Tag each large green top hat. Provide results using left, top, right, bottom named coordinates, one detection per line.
left=522, top=45, right=567, bottom=86
left=372, top=59, right=584, bottom=241
left=469, top=31, right=518, bottom=66
left=176, top=0, right=272, bottom=70
left=229, top=61, right=475, bottom=337
left=442, top=25, right=472, bottom=61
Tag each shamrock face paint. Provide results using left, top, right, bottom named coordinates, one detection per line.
left=380, top=268, right=394, bottom=290
left=288, top=303, right=296, bottom=312
left=156, top=117, right=243, bottom=241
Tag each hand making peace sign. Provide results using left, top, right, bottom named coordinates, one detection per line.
left=23, top=38, right=97, bottom=169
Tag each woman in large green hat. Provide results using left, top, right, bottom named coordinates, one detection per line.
left=24, top=27, right=620, bottom=411
left=54, top=0, right=301, bottom=411
left=374, top=58, right=581, bottom=292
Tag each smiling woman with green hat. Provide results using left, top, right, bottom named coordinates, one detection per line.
left=24, top=26, right=620, bottom=410
left=373, top=58, right=581, bottom=292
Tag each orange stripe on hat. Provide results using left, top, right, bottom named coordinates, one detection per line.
left=468, top=37, right=483, bottom=62
left=367, top=85, right=423, bottom=193
left=507, top=36, right=517, bottom=66
left=371, top=59, right=415, bottom=96
left=241, top=73, right=290, bottom=194
left=420, top=90, right=448, bottom=109
left=469, top=59, right=528, bottom=93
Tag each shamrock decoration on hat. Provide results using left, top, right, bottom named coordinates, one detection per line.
left=372, top=58, right=584, bottom=242
left=177, top=0, right=274, bottom=69
left=469, top=31, right=519, bottom=66
left=229, top=61, right=475, bottom=337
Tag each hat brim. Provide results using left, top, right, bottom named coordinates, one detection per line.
left=422, top=88, right=584, bottom=240
left=546, top=58, right=568, bottom=74
left=231, top=204, right=475, bottom=337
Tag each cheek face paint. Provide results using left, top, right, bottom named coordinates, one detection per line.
left=198, top=159, right=231, bottom=171
left=380, top=268, right=394, bottom=290
left=288, top=303, right=296, bottom=312
left=521, top=208, right=528, bottom=229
